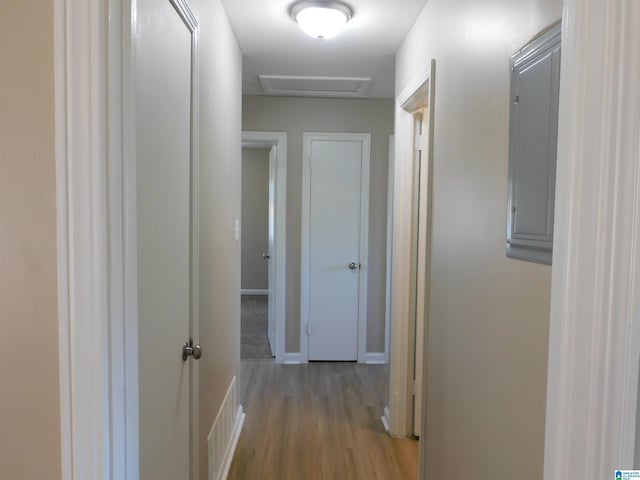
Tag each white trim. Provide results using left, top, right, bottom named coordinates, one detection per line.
left=543, top=1, right=640, bottom=478
left=363, top=353, right=387, bottom=364
left=389, top=60, right=436, bottom=438
left=55, top=0, right=113, bottom=478
left=381, top=406, right=391, bottom=434
left=242, top=131, right=287, bottom=364
left=283, top=352, right=304, bottom=364
left=301, top=132, right=371, bottom=363
left=109, top=1, right=139, bottom=478
left=384, top=135, right=395, bottom=364
left=54, top=0, right=71, bottom=476
left=218, top=406, right=245, bottom=480
left=241, top=289, right=268, bottom=296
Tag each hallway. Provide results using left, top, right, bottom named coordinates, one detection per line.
left=228, top=361, right=418, bottom=479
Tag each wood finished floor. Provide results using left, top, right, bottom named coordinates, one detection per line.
left=228, top=360, right=418, bottom=480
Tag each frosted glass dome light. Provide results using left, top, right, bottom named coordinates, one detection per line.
left=290, top=1, right=354, bottom=40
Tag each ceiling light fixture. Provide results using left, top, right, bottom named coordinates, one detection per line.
left=289, top=0, right=354, bottom=40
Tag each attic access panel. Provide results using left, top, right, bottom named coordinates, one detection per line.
left=506, top=23, right=561, bottom=265
left=259, top=75, right=371, bottom=98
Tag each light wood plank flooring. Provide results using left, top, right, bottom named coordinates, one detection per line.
left=228, top=360, right=418, bottom=480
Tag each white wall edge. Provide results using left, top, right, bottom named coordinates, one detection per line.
left=218, top=406, right=245, bottom=480
left=543, top=1, right=640, bottom=478
left=240, top=289, right=268, bottom=295
left=242, top=131, right=287, bottom=364
left=364, top=353, right=387, bottom=364
left=283, top=353, right=304, bottom=364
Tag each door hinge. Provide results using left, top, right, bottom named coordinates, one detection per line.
left=410, top=380, right=417, bottom=396
left=306, top=323, right=312, bottom=335
left=414, top=133, right=424, bottom=151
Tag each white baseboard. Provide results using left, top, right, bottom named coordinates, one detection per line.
left=207, top=377, right=245, bottom=480
left=364, top=352, right=387, bottom=364
left=240, top=289, right=268, bottom=295
left=381, top=406, right=391, bottom=433
left=283, top=352, right=304, bottom=364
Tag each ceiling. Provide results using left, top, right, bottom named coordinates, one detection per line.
left=220, top=0, right=429, bottom=99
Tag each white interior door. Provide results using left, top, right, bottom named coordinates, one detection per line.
left=135, top=1, right=198, bottom=478
left=303, top=134, right=370, bottom=361
left=267, top=145, right=277, bottom=355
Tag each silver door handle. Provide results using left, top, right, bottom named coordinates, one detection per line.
left=182, top=338, right=202, bottom=361
left=263, top=253, right=270, bottom=259
left=349, top=262, right=359, bottom=270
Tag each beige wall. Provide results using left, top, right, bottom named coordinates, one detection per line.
left=396, top=0, right=561, bottom=478
left=241, top=148, right=270, bottom=291
left=242, top=95, right=393, bottom=353
left=0, top=1, right=61, bottom=478
left=190, top=1, right=242, bottom=478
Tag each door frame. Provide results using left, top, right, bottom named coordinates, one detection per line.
left=388, top=60, right=436, bottom=440
left=55, top=0, right=201, bottom=478
left=384, top=135, right=395, bottom=365
left=543, top=0, right=640, bottom=476
left=241, top=131, right=288, bottom=364
left=300, top=132, right=371, bottom=363
left=55, top=0, right=136, bottom=477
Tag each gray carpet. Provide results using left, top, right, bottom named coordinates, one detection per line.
left=241, top=295, right=273, bottom=360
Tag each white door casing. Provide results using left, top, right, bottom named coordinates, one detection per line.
left=267, top=145, right=277, bottom=355
left=135, top=0, right=199, bottom=479
left=241, top=132, right=287, bottom=364
left=55, top=0, right=142, bottom=477
left=389, top=60, right=436, bottom=441
left=301, top=133, right=370, bottom=362
left=543, top=0, right=640, bottom=477
left=385, top=135, right=395, bottom=365
left=411, top=110, right=432, bottom=437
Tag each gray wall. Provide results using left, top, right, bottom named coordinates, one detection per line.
left=396, top=0, right=561, bottom=478
left=0, top=2, right=61, bottom=478
left=241, top=148, right=269, bottom=290
left=243, top=95, right=394, bottom=353
left=190, top=1, right=242, bottom=478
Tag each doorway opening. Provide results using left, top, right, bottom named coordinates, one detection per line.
left=387, top=60, right=435, bottom=475
left=240, top=131, right=287, bottom=363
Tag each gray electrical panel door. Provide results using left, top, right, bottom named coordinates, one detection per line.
left=507, top=24, right=561, bottom=265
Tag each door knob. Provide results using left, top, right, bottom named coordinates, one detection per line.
left=263, top=253, right=270, bottom=259
left=182, top=338, right=202, bottom=361
left=349, top=262, right=358, bottom=270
